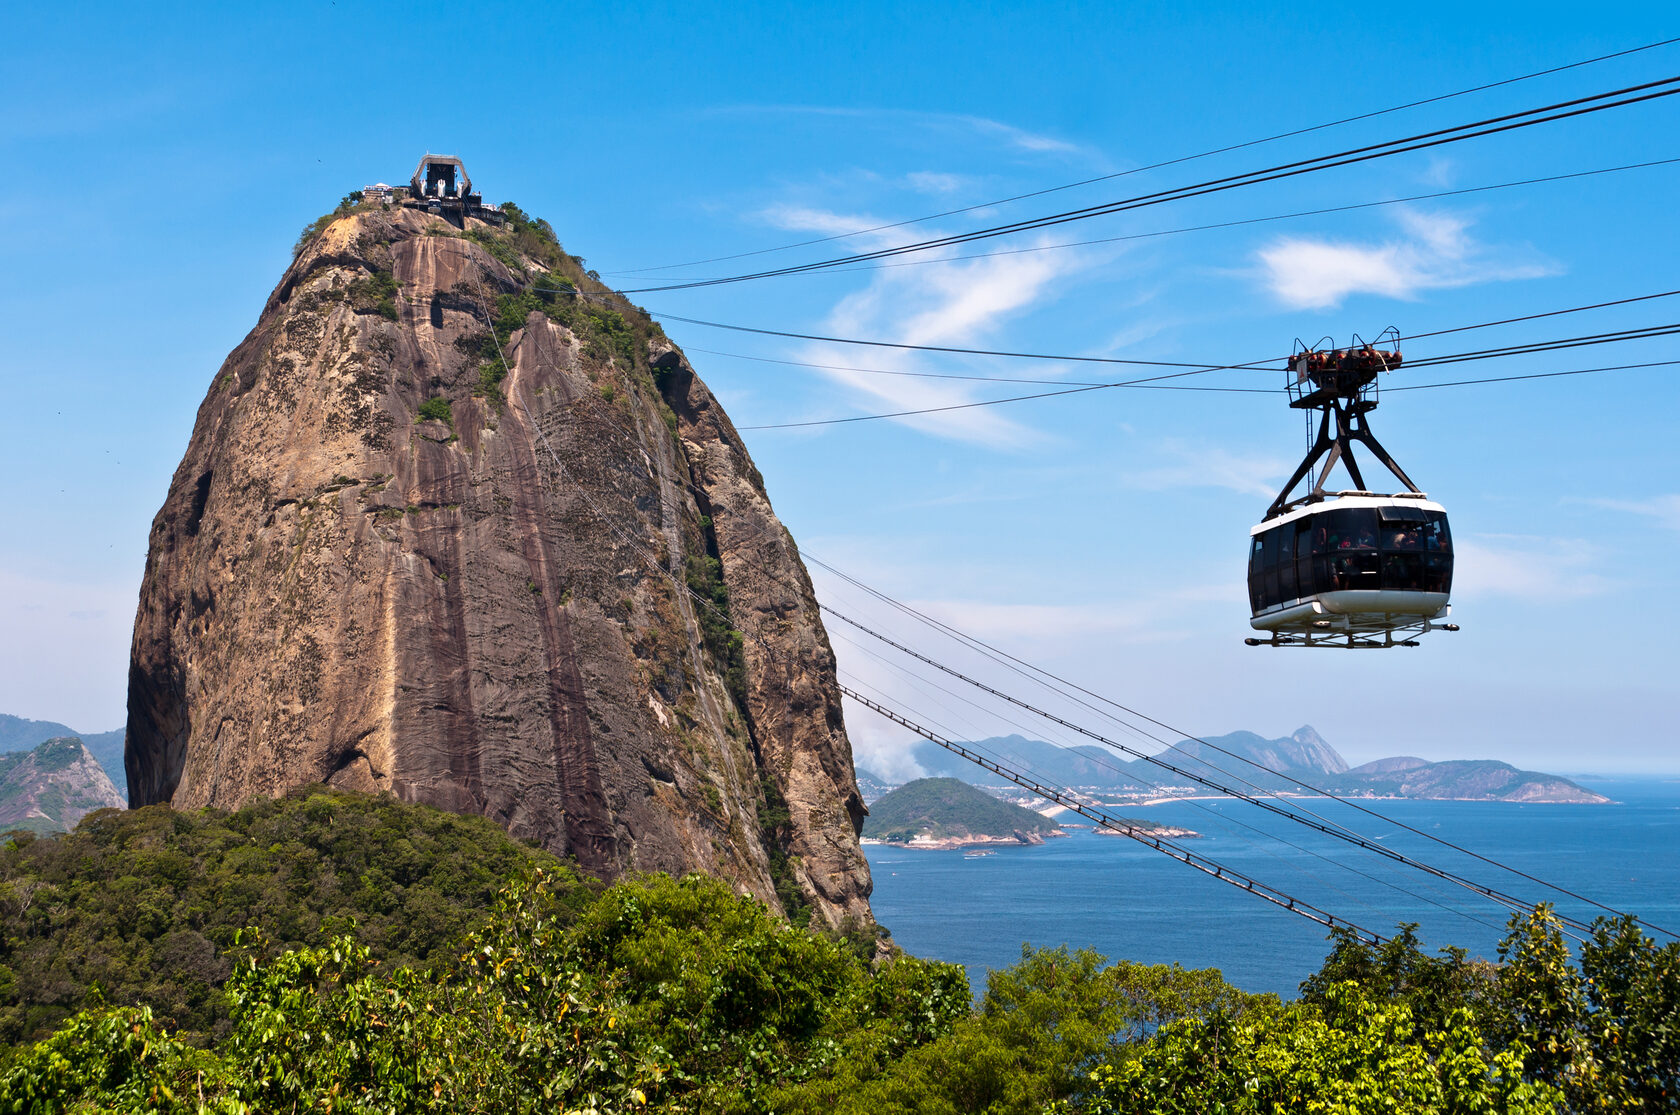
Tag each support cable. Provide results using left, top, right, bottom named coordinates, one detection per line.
left=611, top=76, right=1680, bottom=293
left=833, top=634, right=1511, bottom=936
left=808, top=556, right=1678, bottom=940
left=823, top=605, right=1581, bottom=932
left=843, top=684, right=1387, bottom=944
left=614, top=157, right=1680, bottom=282
left=610, top=38, right=1680, bottom=274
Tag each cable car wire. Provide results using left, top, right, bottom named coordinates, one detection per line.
left=554, top=286, right=1678, bottom=382
left=738, top=351, right=1677, bottom=430
left=842, top=683, right=1389, bottom=945
left=614, top=156, right=1680, bottom=282
left=833, top=632, right=1512, bottom=936
left=1391, top=357, right=1680, bottom=392
left=731, top=322, right=1680, bottom=428
left=822, top=603, right=1596, bottom=934
left=608, top=36, right=1680, bottom=276
left=610, top=76, right=1680, bottom=293
left=808, top=556, right=1678, bottom=939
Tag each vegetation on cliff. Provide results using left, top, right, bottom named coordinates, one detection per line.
left=864, top=777, right=1063, bottom=843
left=2, top=791, right=1678, bottom=1111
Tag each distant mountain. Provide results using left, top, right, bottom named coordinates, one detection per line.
left=863, top=778, right=1064, bottom=846
left=0, top=737, right=126, bottom=834
left=0, top=714, right=126, bottom=798
left=909, top=726, right=1606, bottom=803
left=1325, top=759, right=1608, bottom=803
left=853, top=768, right=898, bottom=805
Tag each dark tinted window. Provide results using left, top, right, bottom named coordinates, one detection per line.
left=1323, top=508, right=1379, bottom=551
left=1382, top=552, right=1424, bottom=591
left=1422, top=511, right=1452, bottom=554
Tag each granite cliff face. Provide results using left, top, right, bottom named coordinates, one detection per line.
left=126, top=201, right=871, bottom=928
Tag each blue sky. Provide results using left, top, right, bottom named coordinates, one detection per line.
left=3, top=2, right=1676, bottom=777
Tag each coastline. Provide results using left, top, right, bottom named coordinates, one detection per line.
left=861, top=829, right=1069, bottom=851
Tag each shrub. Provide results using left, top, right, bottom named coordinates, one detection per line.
left=418, top=395, right=453, bottom=425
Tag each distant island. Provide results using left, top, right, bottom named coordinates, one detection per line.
left=863, top=778, right=1067, bottom=848
left=868, top=725, right=1608, bottom=805
left=862, top=777, right=1192, bottom=849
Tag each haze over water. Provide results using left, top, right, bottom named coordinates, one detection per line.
left=864, top=778, right=1680, bottom=998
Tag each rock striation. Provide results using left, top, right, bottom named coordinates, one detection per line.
left=125, top=201, right=871, bottom=928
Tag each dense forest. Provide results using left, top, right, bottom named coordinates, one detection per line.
left=1, top=788, right=1676, bottom=1112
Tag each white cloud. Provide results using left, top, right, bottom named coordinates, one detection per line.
left=760, top=205, right=1092, bottom=445
left=1451, top=534, right=1613, bottom=601
left=1123, top=438, right=1289, bottom=498
left=1588, top=495, right=1680, bottom=531
left=905, top=171, right=968, bottom=196
left=1254, top=208, right=1557, bottom=309
left=757, top=204, right=897, bottom=242
left=701, top=104, right=1095, bottom=161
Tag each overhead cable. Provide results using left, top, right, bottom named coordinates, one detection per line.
left=833, top=637, right=1510, bottom=935
left=823, top=605, right=1593, bottom=933
left=611, top=76, right=1680, bottom=293
left=842, top=684, right=1387, bottom=945
left=619, top=157, right=1680, bottom=282
left=608, top=37, right=1680, bottom=275
left=808, top=556, right=1677, bottom=939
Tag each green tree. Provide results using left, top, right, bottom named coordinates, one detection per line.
left=1075, top=982, right=1560, bottom=1115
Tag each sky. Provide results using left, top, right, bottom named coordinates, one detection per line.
left=2, top=1, right=1676, bottom=780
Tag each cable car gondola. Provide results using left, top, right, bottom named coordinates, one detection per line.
left=1245, top=331, right=1459, bottom=649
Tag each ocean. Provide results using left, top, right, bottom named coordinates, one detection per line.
left=862, top=778, right=1680, bottom=999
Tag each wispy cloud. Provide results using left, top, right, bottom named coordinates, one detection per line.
left=1122, top=438, right=1289, bottom=498
left=1254, top=209, right=1557, bottom=309
left=761, top=206, right=1091, bottom=444
left=699, top=104, right=1096, bottom=162
left=1587, top=494, right=1680, bottom=531
left=905, top=171, right=969, bottom=196
left=1451, top=534, right=1613, bottom=601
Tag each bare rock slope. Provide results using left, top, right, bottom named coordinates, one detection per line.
left=0, top=738, right=125, bottom=834
left=126, top=202, right=871, bottom=928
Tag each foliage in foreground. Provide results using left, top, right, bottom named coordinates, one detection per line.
left=3, top=788, right=1677, bottom=1113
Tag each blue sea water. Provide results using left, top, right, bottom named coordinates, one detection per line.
left=863, top=779, right=1680, bottom=999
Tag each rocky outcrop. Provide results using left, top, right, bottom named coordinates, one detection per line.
left=125, top=203, right=871, bottom=928
left=0, top=738, right=125, bottom=833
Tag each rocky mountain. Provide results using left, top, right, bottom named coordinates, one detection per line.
left=1323, top=758, right=1608, bottom=803
left=863, top=778, right=1064, bottom=846
left=910, top=727, right=1604, bottom=803
left=0, top=715, right=126, bottom=796
left=0, top=738, right=125, bottom=834
left=124, top=196, right=870, bottom=928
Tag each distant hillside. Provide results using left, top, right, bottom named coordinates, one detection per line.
left=0, top=738, right=125, bottom=834
left=0, top=714, right=125, bottom=797
left=1324, top=758, right=1607, bottom=803
left=909, top=727, right=1606, bottom=803
left=854, top=768, right=896, bottom=805
left=864, top=778, right=1063, bottom=846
